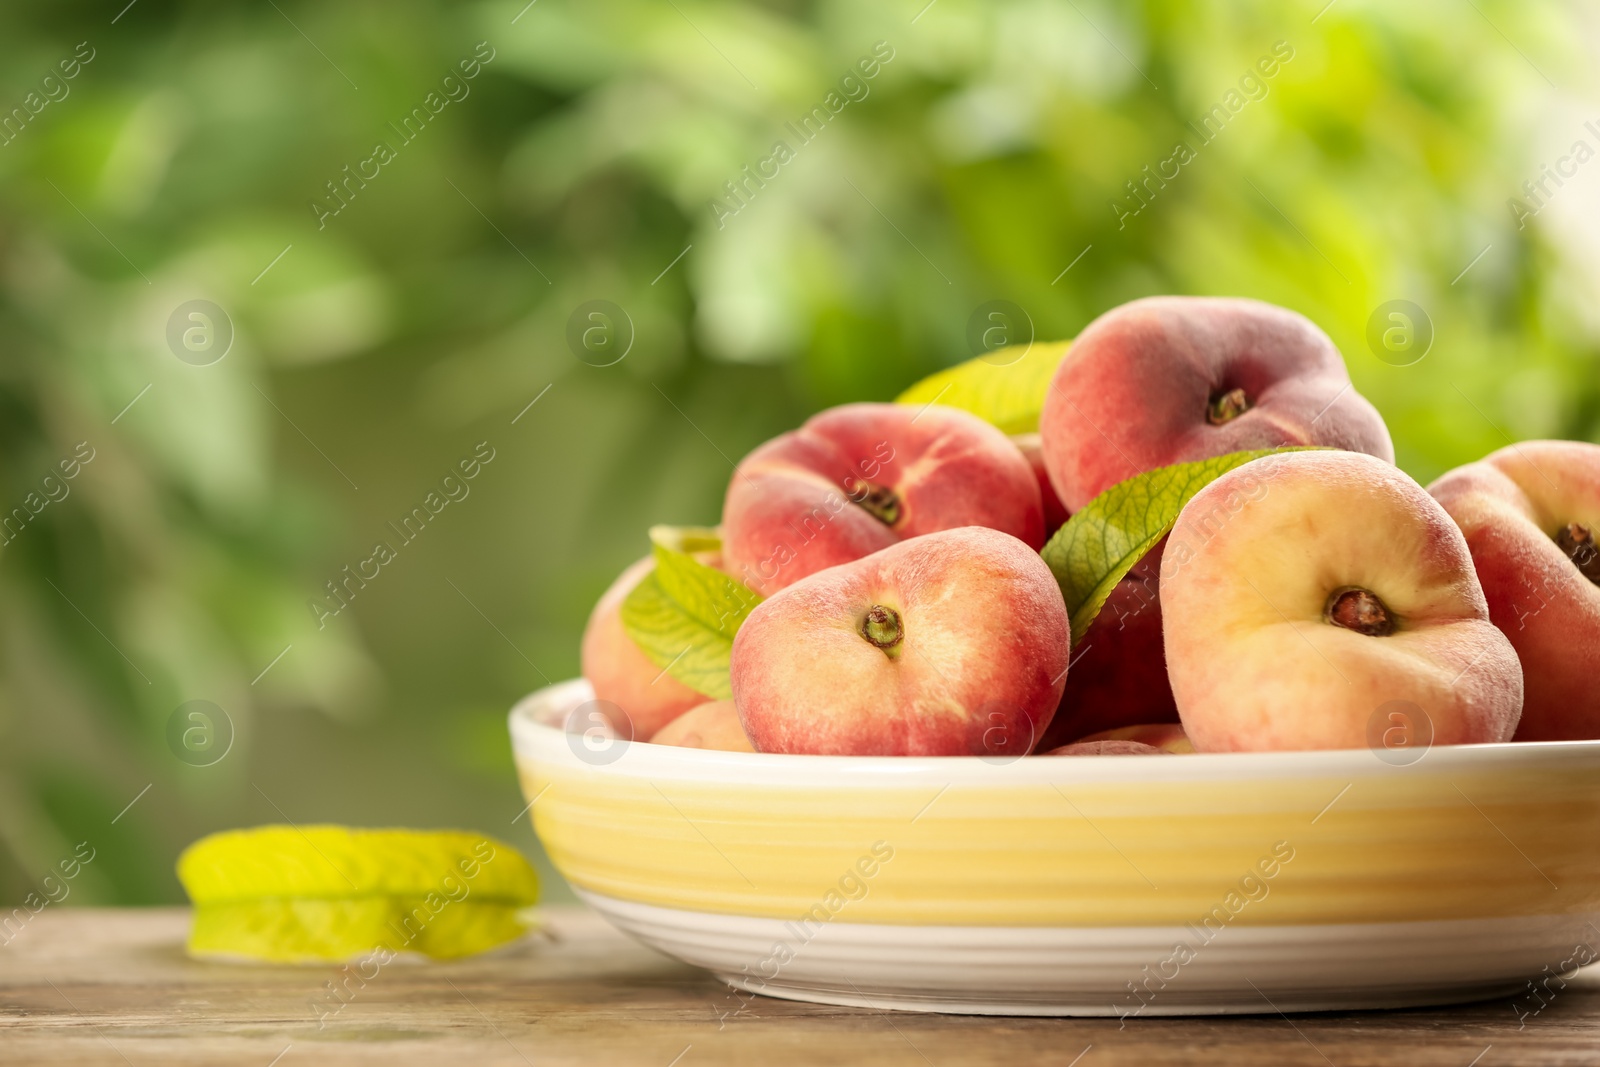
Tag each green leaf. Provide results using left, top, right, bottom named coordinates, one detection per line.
left=177, top=826, right=540, bottom=963
left=895, top=340, right=1071, bottom=434
left=1042, top=448, right=1322, bottom=644
left=618, top=526, right=764, bottom=700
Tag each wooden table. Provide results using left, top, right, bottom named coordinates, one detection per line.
left=2, top=907, right=1598, bottom=1066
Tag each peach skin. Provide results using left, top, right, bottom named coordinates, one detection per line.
left=1012, top=432, right=1071, bottom=537
left=722, top=403, right=1044, bottom=596
left=1043, top=739, right=1169, bottom=755
left=730, top=527, right=1069, bottom=756
left=580, top=556, right=710, bottom=739
left=649, top=700, right=756, bottom=752
left=1073, top=722, right=1194, bottom=753
left=1039, top=296, right=1393, bottom=512
left=1429, top=441, right=1600, bottom=740
left=1161, top=451, right=1522, bottom=752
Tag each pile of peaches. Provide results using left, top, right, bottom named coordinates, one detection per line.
left=580, top=296, right=1600, bottom=758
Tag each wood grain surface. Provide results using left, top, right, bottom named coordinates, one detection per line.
left=1, top=907, right=1596, bottom=1066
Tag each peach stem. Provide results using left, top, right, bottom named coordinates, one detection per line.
left=848, top=482, right=901, bottom=526
left=1324, top=587, right=1395, bottom=637
left=860, top=604, right=904, bottom=653
left=1557, top=522, right=1600, bottom=585
left=1207, top=387, right=1251, bottom=425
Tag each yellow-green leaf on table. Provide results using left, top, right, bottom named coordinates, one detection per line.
left=188, top=897, right=531, bottom=964
left=177, top=826, right=540, bottom=963
left=895, top=339, right=1070, bottom=434
left=1041, top=448, right=1324, bottom=644
left=618, top=527, right=764, bottom=700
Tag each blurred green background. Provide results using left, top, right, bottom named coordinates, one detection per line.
left=1, top=0, right=1595, bottom=906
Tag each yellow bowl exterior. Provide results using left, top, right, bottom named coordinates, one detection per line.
left=513, top=681, right=1600, bottom=929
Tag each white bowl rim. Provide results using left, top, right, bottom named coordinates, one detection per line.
left=509, top=679, right=1600, bottom=788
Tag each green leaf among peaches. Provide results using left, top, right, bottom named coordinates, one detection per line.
left=617, top=526, right=762, bottom=702
left=893, top=339, right=1069, bottom=435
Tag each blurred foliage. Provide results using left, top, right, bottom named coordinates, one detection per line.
left=0, top=0, right=1595, bottom=904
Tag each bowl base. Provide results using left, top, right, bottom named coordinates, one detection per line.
left=580, top=889, right=1592, bottom=1019
left=716, top=971, right=1526, bottom=1017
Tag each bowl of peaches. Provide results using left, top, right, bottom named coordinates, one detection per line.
left=510, top=296, right=1600, bottom=1017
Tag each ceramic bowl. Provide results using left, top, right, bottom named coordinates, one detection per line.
left=510, top=678, right=1600, bottom=1016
